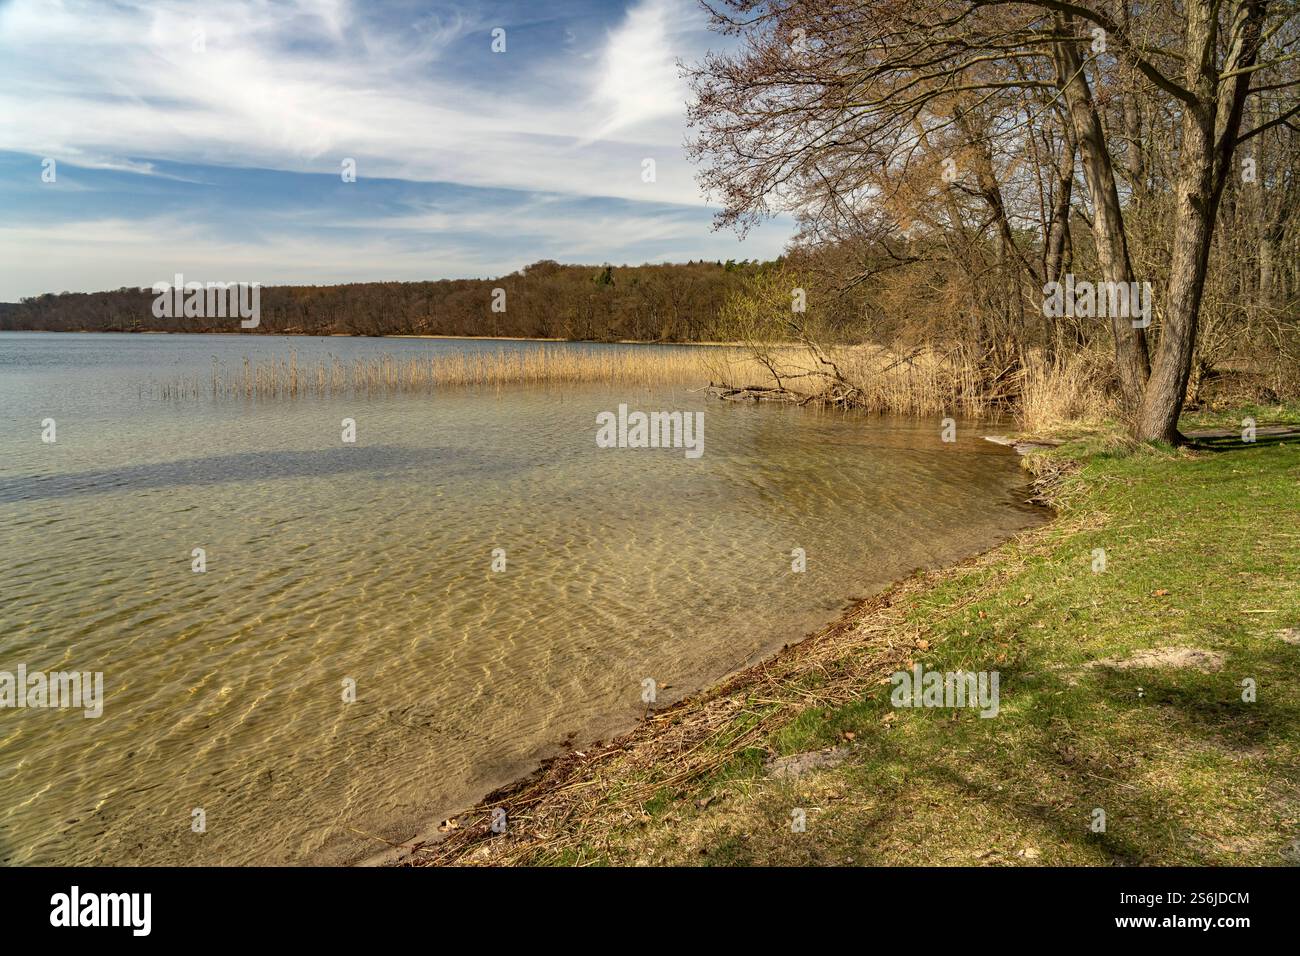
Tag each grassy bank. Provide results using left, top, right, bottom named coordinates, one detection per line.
left=409, top=405, right=1300, bottom=866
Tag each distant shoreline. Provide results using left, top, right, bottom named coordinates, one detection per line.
left=0, top=328, right=748, bottom=348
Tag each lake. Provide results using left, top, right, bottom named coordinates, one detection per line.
left=0, top=331, right=1044, bottom=864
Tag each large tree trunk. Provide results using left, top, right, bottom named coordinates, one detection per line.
left=1136, top=124, right=1216, bottom=443
left=1053, top=18, right=1151, bottom=410
left=1135, top=0, right=1265, bottom=443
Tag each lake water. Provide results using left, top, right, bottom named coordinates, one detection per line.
left=0, top=331, right=1044, bottom=864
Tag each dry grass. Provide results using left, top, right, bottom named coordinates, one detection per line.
left=1014, top=351, right=1119, bottom=435
left=839, top=345, right=1011, bottom=416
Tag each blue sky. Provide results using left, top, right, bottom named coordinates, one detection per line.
left=0, top=0, right=792, bottom=301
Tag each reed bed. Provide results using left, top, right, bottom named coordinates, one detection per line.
left=152, top=342, right=1114, bottom=429
left=835, top=345, right=1008, bottom=417
left=154, top=347, right=760, bottom=400
left=721, top=344, right=1119, bottom=423
left=716, top=343, right=1019, bottom=418
left=1014, top=350, right=1120, bottom=433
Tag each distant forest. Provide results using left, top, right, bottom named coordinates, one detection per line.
left=0, top=259, right=771, bottom=342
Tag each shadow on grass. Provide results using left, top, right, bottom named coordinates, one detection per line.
left=1185, top=427, right=1300, bottom=453
left=725, top=652, right=1300, bottom=866
left=865, top=661, right=1299, bottom=864
left=1088, top=663, right=1300, bottom=751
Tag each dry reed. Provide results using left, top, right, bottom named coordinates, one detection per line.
left=835, top=345, right=1009, bottom=417
left=1014, top=351, right=1120, bottom=434
left=715, top=343, right=1021, bottom=417
left=152, top=342, right=1117, bottom=430
left=155, top=347, right=749, bottom=400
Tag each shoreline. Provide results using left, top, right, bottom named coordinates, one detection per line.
left=390, top=420, right=1300, bottom=867
left=367, top=445, right=1053, bottom=867
left=0, top=328, right=752, bottom=348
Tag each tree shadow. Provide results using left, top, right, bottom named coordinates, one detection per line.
left=807, top=648, right=1300, bottom=866
left=1185, top=426, right=1300, bottom=453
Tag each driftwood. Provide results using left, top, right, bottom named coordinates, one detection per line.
left=707, top=381, right=865, bottom=408
left=983, top=435, right=1066, bottom=456
left=707, top=383, right=804, bottom=403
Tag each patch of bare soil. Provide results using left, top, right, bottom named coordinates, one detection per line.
left=765, top=746, right=852, bottom=780
left=1086, top=647, right=1225, bottom=672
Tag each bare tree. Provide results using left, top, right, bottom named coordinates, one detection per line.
left=686, top=0, right=1300, bottom=440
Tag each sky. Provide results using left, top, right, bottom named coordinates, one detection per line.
left=0, top=0, right=792, bottom=301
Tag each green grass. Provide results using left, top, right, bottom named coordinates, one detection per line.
left=567, top=410, right=1300, bottom=865
left=1182, top=400, right=1300, bottom=432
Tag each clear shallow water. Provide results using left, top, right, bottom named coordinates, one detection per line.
left=0, top=332, right=1044, bottom=864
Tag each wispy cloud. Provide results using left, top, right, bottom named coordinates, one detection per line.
left=0, top=0, right=791, bottom=299
left=586, top=0, right=692, bottom=141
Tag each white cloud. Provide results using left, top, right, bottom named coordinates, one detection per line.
left=0, top=215, right=509, bottom=292
left=0, top=202, right=780, bottom=297
left=0, top=0, right=715, bottom=205
left=0, top=0, right=793, bottom=297
left=587, top=0, right=693, bottom=141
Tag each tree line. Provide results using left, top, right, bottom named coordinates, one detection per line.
left=0, top=259, right=771, bottom=343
